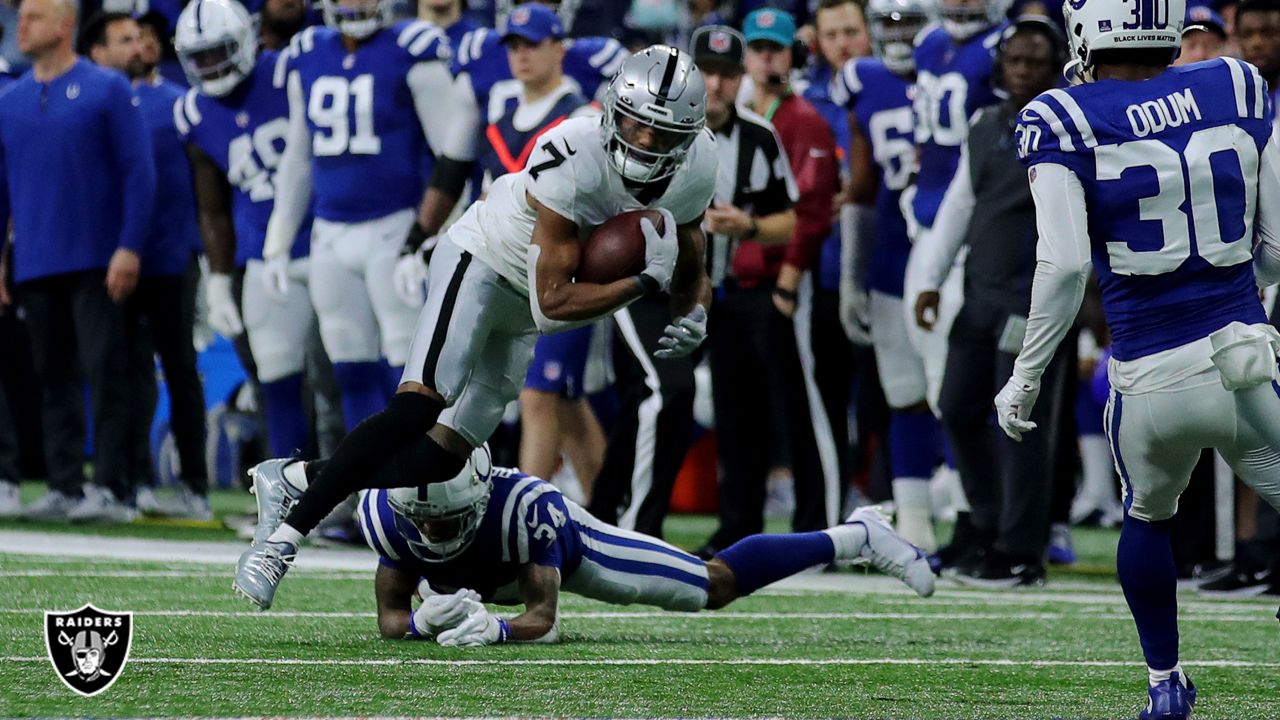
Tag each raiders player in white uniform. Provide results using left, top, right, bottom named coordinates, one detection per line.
left=234, top=45, right=718, bottom=610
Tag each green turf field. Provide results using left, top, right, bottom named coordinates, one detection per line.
left=1, top=485, right=1277, bottom=719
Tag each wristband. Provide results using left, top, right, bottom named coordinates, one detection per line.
left=497, top=618, right=512, bottom=644
left=402, top=222, right=431, bottom=255
left=635, top=273, right=661, bottom=294
left=407, top=620, right=427, bottom=640
left=773, top=286, right=797, bottom=302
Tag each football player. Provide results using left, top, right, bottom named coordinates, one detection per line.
left=1001, top=0, right=1280, bottom=714
left=235, top=46, right=717, bottom=611
left=173, top=0, right=320, bottom=460
left=901, top=0, right=1007, bottom=406
left=360, top=447, right=934, bottom=646
left=836, top=0, right=944, bottom=552
left=263, top=0, right=476, bottom=432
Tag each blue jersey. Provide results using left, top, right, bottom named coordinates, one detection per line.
left=137, top=78, right=201, bottom=277
left=911, top=23, right=1004, bottom=230
left=480, top=82, right=587, bottom=183
left=279, top=21, right=450, bottom=222
left=452, top=28, right=624, bottom=114
left=357, top=468, right=584, bottom=603
left=1016, top=58, right=1273, bottom=361
left=0, top=60, right=155, bottom=283
left=837, top=57, right=914, bottom=297
left=175, top=51, right=312, bottom=266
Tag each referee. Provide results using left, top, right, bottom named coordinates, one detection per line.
left=684, top=26, right=815, bottom=557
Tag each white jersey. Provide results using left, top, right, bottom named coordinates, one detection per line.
left=447, top=115, right=718, bottom=295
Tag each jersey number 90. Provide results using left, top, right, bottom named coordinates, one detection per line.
left=310, top=74, right=382, bottom=157
left=1096, top=125, right=1256, bottom=275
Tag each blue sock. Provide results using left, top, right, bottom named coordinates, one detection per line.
left=716, top=532, right=835, bottom=596
left=332, top=361, right=391, bottom=432
left=1117, top=516, right=1179, bottom=671
left=889, top=409, right=942, bottom=479
left=260, top=374, right=308, bottom=458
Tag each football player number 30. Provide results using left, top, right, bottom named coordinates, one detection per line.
left=310, top=74, right=382, bottom=156
left=1095, top=125, right=1257, bottom=275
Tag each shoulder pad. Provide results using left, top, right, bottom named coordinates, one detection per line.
left=396, top=20, right=449, bottom=62
left=173, top=88, right=202, bottom=137
left=1016, top=89, right=1098, bottom=162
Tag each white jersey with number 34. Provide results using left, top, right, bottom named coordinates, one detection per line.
left=446, top=115, right=718, bottom=295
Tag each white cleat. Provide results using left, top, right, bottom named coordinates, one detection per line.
left=233, top=540, right=296, bottom=611
left=67, top=485, right=137, bottom=523
left=846, top=506, right=935, bottom=597
left=247, top=459, right=304, bottom=547
left=0, top=480, right=21, bottom=518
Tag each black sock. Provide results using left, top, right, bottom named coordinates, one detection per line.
left=284, top=393, right=442, bottom=536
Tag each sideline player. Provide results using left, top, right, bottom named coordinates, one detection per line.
left=1000, top=0, right=1280, bottom=714
left=235, top=46, right=718, bottom=611
left=837, top=0, right=942, bottom=551
left=360, top=447, right=934, bottom=645
left=174, top=0, right=321, bottom=461
left=264, top=0, right=477, bottom=431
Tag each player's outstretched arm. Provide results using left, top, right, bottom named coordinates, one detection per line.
left=526, top=194, right=648, bottom=331
left=1253, top=134, right=1280, bottom=287
left=373, top=563, right=419, bottom=639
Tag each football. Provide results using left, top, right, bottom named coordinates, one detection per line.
left=575, top=209, right=662, bottom=284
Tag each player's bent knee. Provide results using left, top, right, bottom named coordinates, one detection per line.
left=396, top=381, right=445, bottom=405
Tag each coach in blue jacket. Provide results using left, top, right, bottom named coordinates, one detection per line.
left=0, top=0, right=155, bottom=521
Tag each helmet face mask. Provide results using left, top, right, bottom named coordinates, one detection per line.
left=602, top=45, right=707, bottom=185
left=939, top=0, right=1009, bottom=40
left=868, top=0, right=934, bottom=74
left=386, top=446, right=493, bottom=563
left=174, top=0, right=258, bottom=97
left=322, top=0, right=393, bottom=39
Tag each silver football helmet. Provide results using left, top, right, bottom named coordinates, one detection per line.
left=867, top=0, right=936, bottom=74
left=173, top=0, right=258, bottom=97
left=602, top=45, right=707, bottom=184
left=386, top=445, right=493, bottom=563
left=939, top=0, right=1009, bottom=41
left=321, top=0, right=396, bottom=39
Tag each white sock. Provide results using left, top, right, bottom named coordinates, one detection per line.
left=893, top=479, right=937, bottom=551
left=823, top=523, right=869, bottom=560
left=267, top=523, right=304, bottom=547
left=1149, top=663, right=1184, bottom=687
left=1080, top=435, right=1116, bottom=509
left=283, top=461, right=309, bottom=492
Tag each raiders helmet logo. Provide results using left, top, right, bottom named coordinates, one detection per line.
left=709, top=31, right=731, bottom=53
left=44, top=604, right=133, bottom=697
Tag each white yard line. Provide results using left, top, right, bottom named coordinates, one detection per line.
left=0, top=608, right=1269, bottom=622
left=1, top=655, right=1277, bottom=668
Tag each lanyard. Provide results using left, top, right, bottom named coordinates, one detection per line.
left=763, top=97, right=783, bottom=122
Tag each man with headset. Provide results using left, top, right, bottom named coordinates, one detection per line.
left=911, top=16, right=1073, bottom=587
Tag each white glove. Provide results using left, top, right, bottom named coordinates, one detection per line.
left=409, top=588, right=482, bottom=639
left=839, top=283, right=872, bottom=346
left=262, top=254, right=291, bottom=300
left=654, top=304, right=707, bottom=359
left=393, top=247, right=430, bottom=306
left=639, top=207, right=678, bottom=293
left=436, top=607, right=510, bottom=647
left=205, top=272, right=244, bottom=338
left=994, top=370, right=1041, bottom=442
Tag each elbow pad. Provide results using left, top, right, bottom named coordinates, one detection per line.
left=429, top=157, right=475, bottom=199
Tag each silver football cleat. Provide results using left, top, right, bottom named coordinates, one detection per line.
left=247, top=459, right=304, bottom=547
left=847, top=506, right=936, bottom=598
left=233, top=540, right=296, bottom=611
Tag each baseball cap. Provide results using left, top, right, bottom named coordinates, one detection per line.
left=501, top=2, right=564, bottom=44
left=1184, top=4, right=1227, bottom=38
left=742, top=8, right=796, bottom=48
left=691, top=25, right=745, bottom=68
